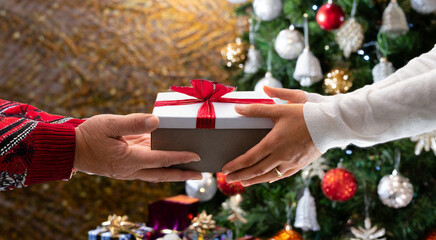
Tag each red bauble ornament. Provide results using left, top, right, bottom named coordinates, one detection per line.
left=321, top=168, right=357, bottom=202
left=216, top=172, right=245, bottom=196
left=316, top=2, right=345, bottom=30
left=426, top=229, right=436, bottom=240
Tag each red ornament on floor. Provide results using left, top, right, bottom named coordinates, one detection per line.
left=216, top=172, right=245, bottom=196
left=316, top=1, right=345, bottom=30
left=321, top=168, right=357, bottom=202
left=426, top=229, right=436, bottom=240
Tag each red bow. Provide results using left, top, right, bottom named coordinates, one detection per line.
left=154, top=80, right=275, bottom=129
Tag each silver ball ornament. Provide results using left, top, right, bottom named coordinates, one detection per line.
left=254, top=72, right=283, bottom=92
left=293, top=48, right=323, bottom=87
left=411, top=0, right=436, bottom=14
left=274, top=25, right=304, bottom=60
left=185, top=173, right=217, bottom=202
left=380, top=0, right=409, bottom=36
left=377, top=170, right=414, bottom=208
left=372, top=57, right=396, bottom=83
left=244, top=46, right=263, bottom=74
left=253, top=0, right=282, bottom=21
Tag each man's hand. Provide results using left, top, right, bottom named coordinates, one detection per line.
left=74, top=113, right=202, bottom=182
left=222, top=86, right=321, bottom=186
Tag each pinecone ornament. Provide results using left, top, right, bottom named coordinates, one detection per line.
left=336, top=18, right=364, bottom=58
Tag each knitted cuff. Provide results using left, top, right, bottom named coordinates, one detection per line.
left=65, top=118, right=86, bottom=127
left=24, top=122, right=78, bottom=185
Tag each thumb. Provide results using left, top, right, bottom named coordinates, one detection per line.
left=104, top=113, right=159, bottom=137
left=235, top=104, right=281, bottom=119
left=263, top=86, right=308, bottom=103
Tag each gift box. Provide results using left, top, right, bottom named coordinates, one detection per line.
left=151, top=80, right=275, bottom=172
left=183, top=210, right=232, bottom=240
left=88, top=227, right=133, bottom=240
left=88, top=215, right=153, bottom=240
left=148, top=195, right=199, bottom=232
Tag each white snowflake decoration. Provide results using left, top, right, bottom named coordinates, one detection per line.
left=351, top=217, right=386, bottom=240
left=301, top=157, right=329, bottom=180
left=222, top=194, right=247, bottom=224
left=410, top=129, right=436, bottom=156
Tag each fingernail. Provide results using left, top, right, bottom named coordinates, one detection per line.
left=241, top=181, right=249, bottom=187
left=145, top=116, right=159, bottom=129
left=222, top=169, right=230, bottom=175
left=235, top=104, right=247, bottom=112
left=192, top=156, right=201, bottom=162
left=225, top=176, right=234, bottom=183
left=193, top=174, right=203, bottom=180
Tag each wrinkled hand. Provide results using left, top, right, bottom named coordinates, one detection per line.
left=222, top=86, right=321, bottom=186
left=74, top=113, right=202, bottom=182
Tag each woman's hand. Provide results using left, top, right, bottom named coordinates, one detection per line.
left=74, top=113, right=203, bottom=182
left=222, top=86, right=321, bottom=186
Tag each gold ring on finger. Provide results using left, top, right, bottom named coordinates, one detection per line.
left=273, top=167, right=283, bottom=177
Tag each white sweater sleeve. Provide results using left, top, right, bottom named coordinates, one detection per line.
left=303, top=45, right=436, bottom=153
left=306, top=44, right=436, bottom=103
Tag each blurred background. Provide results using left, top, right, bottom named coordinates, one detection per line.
left=0, top=0, right=239, bottom=239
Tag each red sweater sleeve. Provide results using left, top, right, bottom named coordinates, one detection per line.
left=0, top=99, right=85, bottom=190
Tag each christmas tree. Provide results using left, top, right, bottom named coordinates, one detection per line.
left=199, top=0, right=436, bottom=239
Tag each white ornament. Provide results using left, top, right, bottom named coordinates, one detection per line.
left=336, top=18, right=364, bottom=58
left=244, top=45, right=263, bottom=74
left=410, top=129, right=436, bottom=156
left=411, top=0, right=436, bottom=14
left=227, top=0, right=249, bottom=4
left=254, top=72, right=283, bottom=92
left=294, top=187, right=320, bottom=232
left=377, top=169, right=414, bottom=208
left=222, top=194, right=247, bottom=224
left=350, top=217, right=386, bottom=240
left=293, top=48, right=323, bottom=87
left=253, top=0, right=282, bottom=21
left=372, top=57, right=396, bottom=83
left=301, top=157, right=329, bottom=180
left=163, top=233, right=182, bottom=240
left=380, top=0, right=409, bottom=36
left=185, top=172, right=217, bottom=202
left=274, top=25, right=304, bottom=60
left=156, top=234, right=182, bottom=240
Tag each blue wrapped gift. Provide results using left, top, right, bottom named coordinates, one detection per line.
left=88, top=227, right=133, bottom=240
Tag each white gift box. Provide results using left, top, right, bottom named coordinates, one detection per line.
left=151, top=91, right=275, bottom=172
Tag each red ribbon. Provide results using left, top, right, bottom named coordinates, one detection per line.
left=154, top=79, right=275, bottom=129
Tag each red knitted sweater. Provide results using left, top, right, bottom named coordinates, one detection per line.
left=0, top=99, right=85, bottom=191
